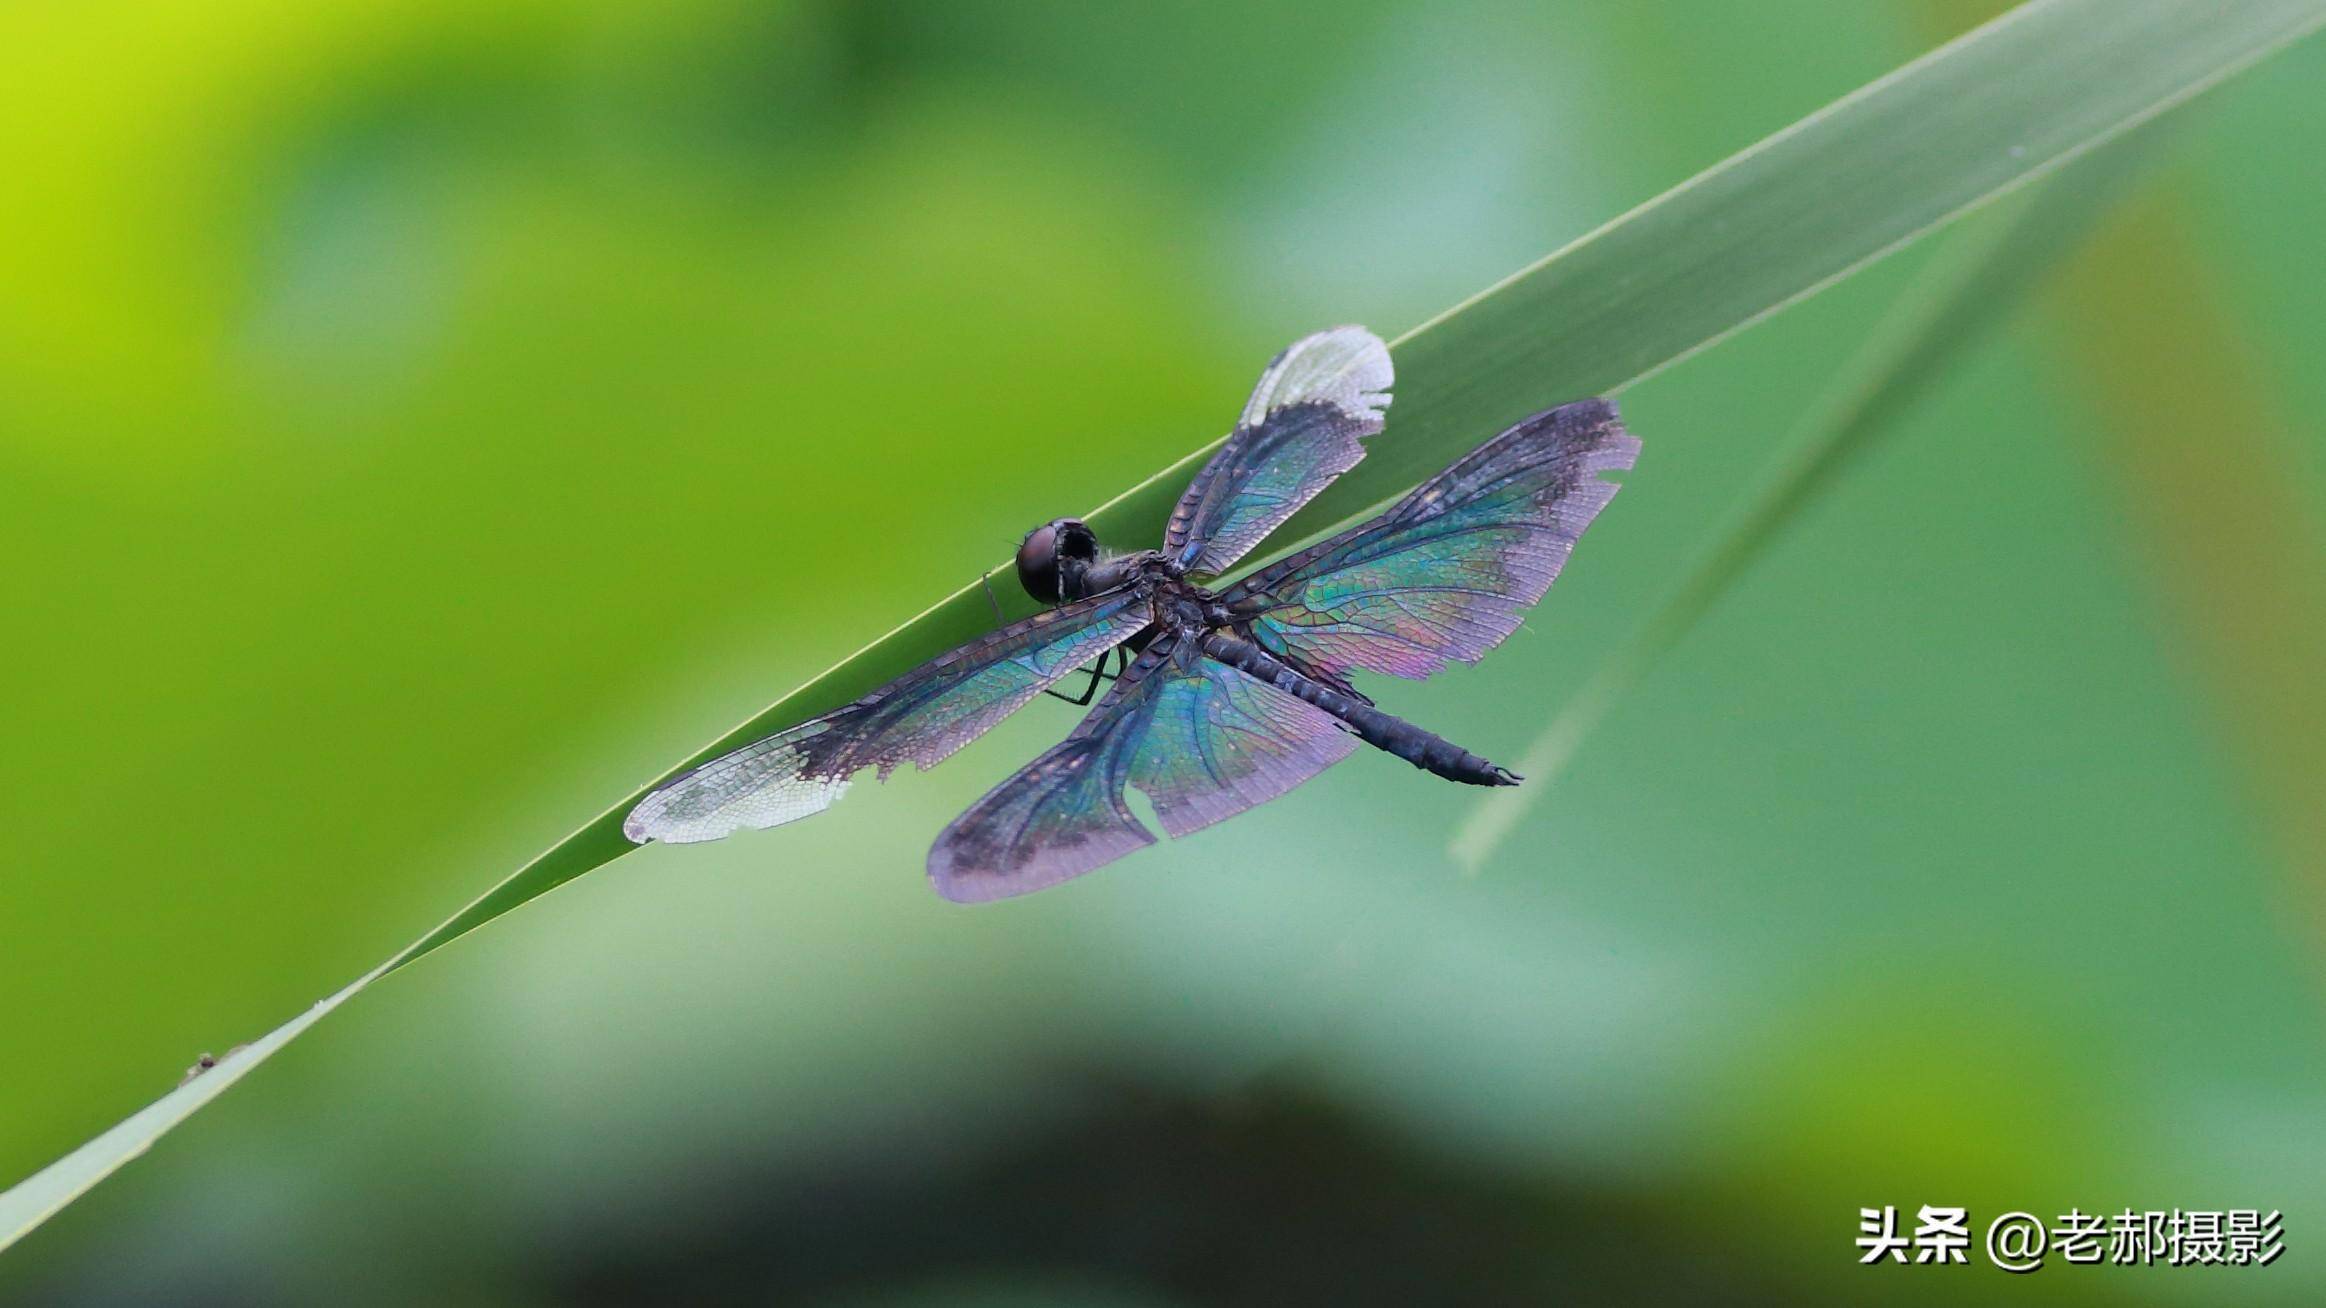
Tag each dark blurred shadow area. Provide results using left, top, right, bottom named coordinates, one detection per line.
left=541, top=1070, right=1771, bottom=1307
left=23, top=1067, right=1784, bottom=1307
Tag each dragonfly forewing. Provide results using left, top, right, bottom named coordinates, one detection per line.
left=625, top=591, right=1150, bottom=845
left=1165, top=326, right=1392, bottom=578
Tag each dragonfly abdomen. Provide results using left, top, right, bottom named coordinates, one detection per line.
left=1198, top=632, right=1519, bottom=788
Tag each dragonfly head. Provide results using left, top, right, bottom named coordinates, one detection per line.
left=1016, top=517, right=1099, bottom=604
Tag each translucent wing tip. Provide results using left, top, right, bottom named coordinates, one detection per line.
left=1240, top=325, right=1394, bottom=430
left=1314, top=323, right=1394, bottom=407
left=623, top=775, right=849, bottom=845
left=621, top=727, right=852, bottom=845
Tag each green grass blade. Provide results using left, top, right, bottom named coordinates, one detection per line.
left=2046, top=181, right=2326, bottom=906
left=7, top=0, right=2324, bottom=1255
left=1449, top=134, right=2160, bottom=872
left=0, top=971, right=379, bottom=1252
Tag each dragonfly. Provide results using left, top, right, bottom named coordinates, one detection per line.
left=624, top=326, right=1639, bottom=902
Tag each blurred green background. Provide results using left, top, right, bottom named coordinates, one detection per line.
left=7, top=1, right=2326, bottom=1303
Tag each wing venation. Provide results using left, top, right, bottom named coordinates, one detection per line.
left=927, top=637, right=1356, bottom=901
left=1224, top=398, right=1637, bottom=682
left=1165, top=326, right=1393, bottom=577
left=625, top=592, right=1148, bottom=845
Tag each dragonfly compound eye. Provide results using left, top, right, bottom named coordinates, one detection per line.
left=1016, top=518, right=1096, bottom=603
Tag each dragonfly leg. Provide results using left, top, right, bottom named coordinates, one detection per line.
left=1087, top=645, right=1127, bottom=684
left=1041, top=656, right=1108, bottom=706
left=1041, top=644, right=1131, bottom=706
left=979, top=573, right=1008, bottom=625
left=1043, top=665, right=1095, bottom=705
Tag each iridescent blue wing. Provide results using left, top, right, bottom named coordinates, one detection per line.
left=1164, top=326, right=1393, bottom=577
left=927, top=635, right=1356, bottom=902
left=1222, top=399, right=1637, bottom=682
left=624, top=592, right=1150, bottom=845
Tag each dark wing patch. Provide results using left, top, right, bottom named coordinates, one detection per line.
left=1223, top=398, right=1637, bottom=682
left=625, top=592, right=1149, bottom=844
left=1165, top=326, right=1392, bottom=577
left=927, top=636, right=1356, bottom=902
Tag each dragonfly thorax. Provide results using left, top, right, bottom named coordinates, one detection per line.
left=1076, top=548, right=1181, bottom=602
left=1149, top=576, right=1230, bottom=635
